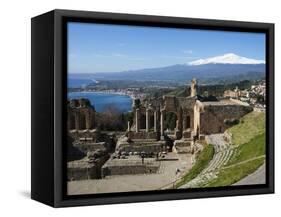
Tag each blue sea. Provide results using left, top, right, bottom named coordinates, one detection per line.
left=68, top=92, right=132, bottom=113
left=68, top=78, right=96, bottom=88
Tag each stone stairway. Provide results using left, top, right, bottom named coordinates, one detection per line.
left=180, top=134, right=236, bottom=188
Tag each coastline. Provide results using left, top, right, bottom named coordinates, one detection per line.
left=68, top=90, right=136, bottom=100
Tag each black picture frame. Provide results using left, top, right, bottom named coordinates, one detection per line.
left=31, top=9, right=274, bottom=207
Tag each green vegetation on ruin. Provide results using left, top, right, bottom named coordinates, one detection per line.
left=204, top=111, right=266, bottom=187
left=176, top=143, right=214, bottom=188
left=164, top=112, right=178, bottom=130
left=95, top=108, right=134, bottom=131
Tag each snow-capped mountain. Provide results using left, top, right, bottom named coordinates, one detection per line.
left=188, top=53, right=265, bottom=65
left=73, top=53, right=265, bottom=84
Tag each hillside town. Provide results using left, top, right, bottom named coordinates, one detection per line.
left=224, top=80, right=266, bottom=111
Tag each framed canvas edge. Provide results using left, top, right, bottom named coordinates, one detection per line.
left=51, top=9, right=274, bottom=207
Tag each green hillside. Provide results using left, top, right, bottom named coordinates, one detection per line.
left=206, top=111, right=266, bottom=187
left=228, top=111, right=265, bottom=145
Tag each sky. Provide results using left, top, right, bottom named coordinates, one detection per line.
left=68, top=22, right=266, bottom=74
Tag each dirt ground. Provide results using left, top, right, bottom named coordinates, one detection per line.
left=67, top=152, right=193, bottom=195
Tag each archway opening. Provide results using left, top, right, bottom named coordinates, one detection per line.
left=186, top=115, right=191, bottom=129
left=139, top=113, right=146, bottom=130
left=164, top=112, right=177, bottom=133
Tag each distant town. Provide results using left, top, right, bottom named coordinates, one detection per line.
left=223, top=79, right=266, bottom=111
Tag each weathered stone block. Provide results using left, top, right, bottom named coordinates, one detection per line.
left=182, top=130, right=192, bottom=138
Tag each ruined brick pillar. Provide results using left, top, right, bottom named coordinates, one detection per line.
left=86, top=110, right=95, bottom=129
left=146, top=108, right=150, bottom=133
left=85, top=111, right=91, bottom=129
left=160, top=109, right=165, bottom=137
left=135, top=108, right=140, bottom=133
left=183, top=114, right=187, bottom=130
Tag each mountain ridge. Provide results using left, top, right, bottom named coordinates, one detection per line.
left=188, top=53, right=265, bottom=65
left=69, top=54, right=265, bottom=84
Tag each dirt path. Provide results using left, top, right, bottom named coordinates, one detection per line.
left=233, top=164, right=266, bottom=186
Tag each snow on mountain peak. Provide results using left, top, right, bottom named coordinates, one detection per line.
left=188, top=53, right=265, bottom=65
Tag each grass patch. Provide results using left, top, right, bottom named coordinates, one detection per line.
left=205, top=157, right=265, bottom=187
left=228, top=111, right=265, bottom=145
left=166, top=89, right=186, bottom=97
left=176, top=144, right=214, bottom=188
left=206, top=132, right=266, bottom=187
left=228, top=133, right=265, bottom=165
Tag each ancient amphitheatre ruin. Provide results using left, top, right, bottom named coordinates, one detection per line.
left=66, top=78, right=256, bottom=195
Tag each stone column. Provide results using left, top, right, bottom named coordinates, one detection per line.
left=135, top=108, right=140, bottom=133
left=160, top=109, right=165, bottom=137
left=154, top=110, right=157, bottom=132
left=87, top=110, right=95, bottom=129
left=183, top=114, right=187, bottom=130
left=127, top=121, right=130, bottom=131
left=146, top=109, right=150, bottom=133
left=85, top=112, right=91, bottom=129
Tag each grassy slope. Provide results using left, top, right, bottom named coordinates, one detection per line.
left=206, top=158, right=265, bottom=187
left=166, top=88, right=186, bottom=97
left=229, top=133, right=265, bottom=165
left=176, top=144, right=214, bottom=188
left=205, top=111, right=266, bottom=187
left=228, top=111, right=265, bottom=145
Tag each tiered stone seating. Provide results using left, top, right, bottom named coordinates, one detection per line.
left=180, top=134, right=236, bottom=188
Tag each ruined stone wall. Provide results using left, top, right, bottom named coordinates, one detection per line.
left=73, top=142, right=108, bottom=154
left=101, top=160, right=160, bottom=177
left=163, top=96, right=178, bottom=112
left=117, top=142, right=165, bottom=153
left=199, top=104, right=253, bottom=134
left=69, top=129, right=99, bottom=142
left=67, top=154, right=109, bottom=180
left=127, top=131, right=159, bottom=140
left=67, top=98, right=96, bottom=131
